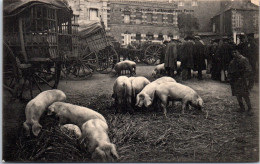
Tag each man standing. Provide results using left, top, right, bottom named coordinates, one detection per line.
left=181, top=36, right=194, bottom=80
left=193, top=36, right=206, bottom=80
left=164, top=39, right=178, bottom=77
left=228, top=48, right=252, bottom=112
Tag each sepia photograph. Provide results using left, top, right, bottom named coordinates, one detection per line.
left=2, top=0, right=259, bottom=162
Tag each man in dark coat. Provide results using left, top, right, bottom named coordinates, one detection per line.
left=246, top=34, right=259, bottom=89
left=193, top=36, right=206, bottom=80
left=164, top=39, right=178, bottom=77
left=180, top=37, right=194, bottom=80
left=228, top=48, right=252, bottom=112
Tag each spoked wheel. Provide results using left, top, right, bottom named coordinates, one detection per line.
left=144, top=44, right=163, bottom=65
left=3, top=43, right=21, bottom=97
left=20, top=61, right=61, bottom=99
left=96, top=46, right=118, bottom=74
left=63, top=49, right=98, bottom=80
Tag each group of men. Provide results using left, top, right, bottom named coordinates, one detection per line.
left=163, top=36, right=206, bottom=80
left=163, top=34, right=259, bottom=113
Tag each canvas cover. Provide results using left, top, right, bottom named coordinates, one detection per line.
left=4, top=0, right=71, bottom=17
left=78, top=21, right=103, bottom=38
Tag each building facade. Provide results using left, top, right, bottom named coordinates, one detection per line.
left=211, top=0, right=259, bottom=39
left=68, top=0, right=109, bottom=30
left=107, top=1, right=181, bottom=45
left=68, top=0, right=232, bottom=45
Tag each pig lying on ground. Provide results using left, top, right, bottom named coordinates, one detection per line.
left=155, top=82, right=204, bottom=117
left=60, top=124, right=82, bottom=139
left=114, top=60, right=136, bottom=76
left=47, top=102, right=106, bottom=126
left=112, top=76, right=133, bottom=113
left=152, top=63, right=166, bottom=77
left=135, top=77, right=176, bottom=108
left=81, top=119, right=119, bottom=162
left=23, top=89, right=66, bottom=136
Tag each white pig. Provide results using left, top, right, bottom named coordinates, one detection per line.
left=23, top=89, right=66, bottom=136
left=81, top=119, right=119, bottom=162
left=155, top=82, right=204, bottom=117
left=47, top=102, right=106, bottom=126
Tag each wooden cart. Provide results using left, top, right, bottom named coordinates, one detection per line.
left=3, top=0, right=74, bottom=98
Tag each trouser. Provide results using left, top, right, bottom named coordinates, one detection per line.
left=198, top=65, right=203, bottom=80
left=236, top=95, right=252, bottom=111
left=182, top=67, right=191, bottom=80
left=165, top=67, right=175, bottom=77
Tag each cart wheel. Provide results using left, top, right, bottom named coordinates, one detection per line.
left=3, top=43, right=21, bottom=97
left=64, top=51, right=98, bottom=80
left=20, top=61, right=61, bottom=99
left=96, top=46, right=118, bottom=74
left=144, top=44, right=163, bottom=65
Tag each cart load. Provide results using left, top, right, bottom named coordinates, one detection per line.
left=76, top=21, right=118, bottom=74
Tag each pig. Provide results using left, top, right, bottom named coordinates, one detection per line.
left=129, top=76, right=150, bottom=103
left=23, top=89, right=66, bottom=137
left=153, top=76, right=176, bottom=84
left=47, top=102, right=106, bottom=127
left=81, top=119, right=119, bottom=162
left=114, top=60, right=136, bottom=76
left=60, top=124, right=82, bottom=139
left=112, top=76, right=133, bottom=113
left=155, top=82, right=204, bottom=117
left=152, top=63, right=166, bottom=77
left=135, top=77, right=176, bottom=109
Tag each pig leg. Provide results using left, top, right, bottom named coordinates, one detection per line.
left=181, top=100, right=189, bottom=114
left=23, top=122, right=31, bottom=137
left=129, top=68, right=133, bottom=76
left=126, top=96, right=134, bottom=114
left=160, top=95, right=168, bottom=118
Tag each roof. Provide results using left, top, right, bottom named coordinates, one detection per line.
left=4, top=0, right=71, bottom=17
left=212, top=1, right=259, bottom=18
left=78, top=21, right=103, bottom=38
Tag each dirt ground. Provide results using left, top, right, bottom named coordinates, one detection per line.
left=2, top=65, right=259, bottom=162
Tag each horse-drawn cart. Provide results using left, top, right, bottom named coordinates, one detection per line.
left=3, top=0, right=118, bottom=99
left=118, top=41, right=165, bottom=65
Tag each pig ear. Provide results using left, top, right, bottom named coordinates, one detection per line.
left=135, top=95, right=140, bottom=106
left=143, top=94, right=152, bottom=107
left=47, top=106, right=54, bottom=115
left=197, top=98, right=204, bottom=107
left=32, top=123, right=42, bottom=136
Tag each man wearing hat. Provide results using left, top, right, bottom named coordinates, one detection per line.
left=164, top=38, right=178, bottom=77
left=228, top=47, right=252, bottom=112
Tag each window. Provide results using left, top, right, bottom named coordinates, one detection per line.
left=136, top=12, right=142, bottom=24
left=253, top=14, right=258, bottom=28
left=136, top=33, right=141, bottom=40
left=124, top=15, right=130, bottom=24
left=89, top=8, right=99, bottom=21
left=178, top=1, right=184, bottom=6
left=234, top=13, right=242, bottom=28
left=147, top=13, right=152, bottom=23
left=192, top=0, right=198, bottom=6
left=124, top=32, right=131, bottom=45
left=147, top=32, right=153, bottom=40
left=167, top=14, right=173, bottom=23
left=157, top=14, right=163, bottom=23
left=168, top=33, right=173, bottom=39
left=158, top=33, right=163, bottom=40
